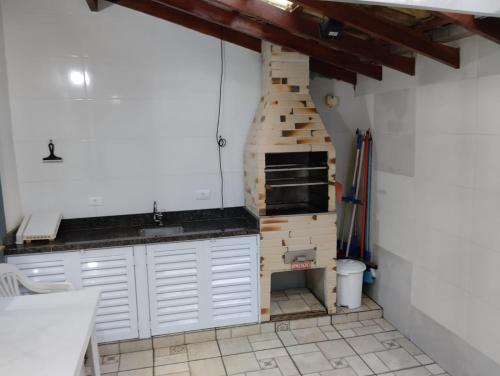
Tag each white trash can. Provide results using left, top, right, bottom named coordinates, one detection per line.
left=337, top=259, right=367, bottom=309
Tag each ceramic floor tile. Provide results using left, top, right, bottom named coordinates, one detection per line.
left=218, top=337, right=253, bottom=356
left=278, top=299, right=311, bottom=314
left=347, top=335, right=386, bottom=355
left=414, top=354, right=433, bottom=365
left=254, top=348, right=288, bottom=360
left=374, top=319, right=395, bottom=332
left=278, top=331, right=298, bottom=346
left=320, top=325, right=342, bottom=340
left=374, top=332, right=405, bottom=342
left=287, top=343, right=320, bottom=355
left=353, top=325, right=384, bottom=336
left=189, top=357, right=226, bottom=376
left=339, top=329, right=357, bottom=338
left=275, top=355, right=300, bottom=375
left=375, top=349, right=420, bottom=371
left=291, top=351, right=333, bottom=374
left=117, top=368, right=153, bottom=376
left=360, top=353, right=390, bottom=374
left=246, top=369, right=282, bottom=376
left=393, top=367, right=432, bottom=375
left=394, top=338, right=423, bottom=356
left=317, top=339, right=356, bottom=360
left=425, top=364, right=445, bottom=375
left=292, top=327, right=328, bottom=344
left=334, top=322, right=364, bottom=331
left=101, top=355, right=120, bottom=374
left=154, top=345, right=188, bottom=366
left=321, top=368, right=358, bottom=375
left=223, top=352, right=261, bottom=375
left=119, top=350, right=153, bottom=371
left=248, top=332, right=283, bottom=351
left=187, top=340, right=220, bottom=360
left=154, top=362, right=190, bottom=376
left=344, top=355, right=373, bottom=376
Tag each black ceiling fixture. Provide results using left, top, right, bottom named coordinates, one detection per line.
left=319, top=18, right=344, bottom=39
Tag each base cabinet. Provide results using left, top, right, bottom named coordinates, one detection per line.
left=7, top=247, right=139, bottom=343
left=147, top=236, right=260, bottom=336
left=7, top=235, right=259, bottom=342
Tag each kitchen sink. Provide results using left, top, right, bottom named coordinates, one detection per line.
left=139, top=225, right=183, bottom=237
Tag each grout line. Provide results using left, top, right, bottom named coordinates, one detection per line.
left=214, top=337, right=229, bottom=376
left=276, top=329, right=303, bottom=376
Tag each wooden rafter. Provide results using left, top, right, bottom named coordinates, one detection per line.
left=310, top=60, right=357, bottom=85
left=210, top=0, right=415, bottom=75
left=107, top=0, right=357, bottom=84
left=153, top=0, right=382, bottom=80
left=439, top=13, right=500, bottom=44
left=85, top=0, right=99, bottom=11
left=295, top=0, right=460, bottom=68
left=310, top=60, right=357, bottom=84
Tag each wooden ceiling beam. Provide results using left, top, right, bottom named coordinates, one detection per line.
left=85, top=0, right=99, bottom=11
left=210, top=0, right=415, bottom=75
left=310, top=60, right=357, bottom=85
left=295, top=0, right=460, bottom=68
left=439, top=13, right=500, bottom=44
left=107, top=0, right=357, bottom=84
left=153, top=0, right=382, bottom=80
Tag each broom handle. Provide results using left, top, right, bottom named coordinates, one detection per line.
left=340, top=132, right=362, bottom=249
left=346, top=137, right=365, bottom=257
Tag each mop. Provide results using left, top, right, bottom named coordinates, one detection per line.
left=363, top=132, right=376, bottom=283
left=338, top=130, right=362, bottom=253
left=345, top=133, right=366, bottom=257
left=359, top=131, right=370, bottom=259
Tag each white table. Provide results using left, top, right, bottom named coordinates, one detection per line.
left=0, top=288, right=101, bottom=376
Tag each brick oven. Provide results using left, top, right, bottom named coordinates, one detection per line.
left=245, top=42, right=337, bottom=322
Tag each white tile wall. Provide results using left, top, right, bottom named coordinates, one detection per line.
left=0, top=0, right=261, bottom=217
left=0, top=2, right=21, bottom=231
left=334, top=35, right=500, bottom=365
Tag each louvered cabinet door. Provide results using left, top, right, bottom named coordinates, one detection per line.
left=6, top=252, right=75, bottom=287
left=208, top=235, right=259, bottom=327
left=79, top=247, right=139, bottom=342
left=146, top=241, right=209, bottom=335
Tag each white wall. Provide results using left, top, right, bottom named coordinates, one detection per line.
left=0, top=0, right=261, bottom=218
left=334, top=35, right=500, bottom=371
left=0, top=2, right=21, bottom=232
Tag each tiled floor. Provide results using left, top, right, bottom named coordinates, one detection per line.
left=93, top=317, right=449, bottom=376
left=271, top=288, right=325, bottom=316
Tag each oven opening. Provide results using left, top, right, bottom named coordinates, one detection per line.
left=270, top=269, right=328, bottom=320
left=265, top=151, right=330, bottom=216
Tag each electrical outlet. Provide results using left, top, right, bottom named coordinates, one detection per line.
left=88, top=196, right=104, bottom=206
left=196, top=189, right=211, bottom=200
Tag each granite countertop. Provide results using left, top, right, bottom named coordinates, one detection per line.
left=3, top=207, right=259, bottom=255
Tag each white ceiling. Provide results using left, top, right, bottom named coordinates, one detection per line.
left=330, top=0, right=500, bottom=16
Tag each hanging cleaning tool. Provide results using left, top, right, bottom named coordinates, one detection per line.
left=346, top=133, right=366, bottom=257
left=338, top=129, right=362, bottom=253
left=363, top=131, right=376, bottom=284
left=359, top=130, right=370, bottom=260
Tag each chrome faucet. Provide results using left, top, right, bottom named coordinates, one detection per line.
left=153, top=201, right=163, bottom=226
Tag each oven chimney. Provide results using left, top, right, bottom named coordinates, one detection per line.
left=245, top=42, right=338, bottom=322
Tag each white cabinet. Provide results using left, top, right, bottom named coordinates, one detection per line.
left=209, top=236, right=259, bottom=327
left=7, top=234, right=259, bottom=341
left=147, top=235, right=259, bottom=336
left=7, top=247, right=139, bottom=343
left=146, top=241, right=209, bottom=335
left=79, top=248, right=139, bottom=342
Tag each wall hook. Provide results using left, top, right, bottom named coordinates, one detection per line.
left=43, top=139, right=63, bottom=163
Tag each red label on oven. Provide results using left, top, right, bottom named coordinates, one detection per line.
left=292, top=260, right=312, bottom=270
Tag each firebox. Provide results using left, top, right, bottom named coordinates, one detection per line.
left=265, top=151, right=329, bottom=216
left=244, top=42, right=337, bottom=322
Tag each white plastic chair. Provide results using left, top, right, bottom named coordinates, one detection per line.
left=0, top=263, right=73, bottom=297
